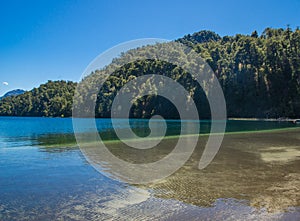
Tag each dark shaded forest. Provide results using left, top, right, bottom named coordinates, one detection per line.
left=1, top=27, right=300, bottom=119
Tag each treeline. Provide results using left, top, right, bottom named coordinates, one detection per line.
left=0, top=81, right=76, bottom=117
left=1, top=27, right=300, bottom=118
left=179, top=27, right=300, bottom=118
left=91, top=60, right=210, bottom=119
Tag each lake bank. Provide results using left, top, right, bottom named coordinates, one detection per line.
left=228, top=117, right=300, bottom=122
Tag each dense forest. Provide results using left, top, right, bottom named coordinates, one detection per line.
left=0, top=81, right=76, bottom=117
left=1, top=27, right=300, bottom=118
left=180, top=27, right=300, bottom=118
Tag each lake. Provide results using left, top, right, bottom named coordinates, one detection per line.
left=0, top=117, right=300, bottom=220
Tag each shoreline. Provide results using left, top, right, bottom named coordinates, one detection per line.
left=228, top=117, right=299, bottom=122
left=1, top=115, right=300, bottom=122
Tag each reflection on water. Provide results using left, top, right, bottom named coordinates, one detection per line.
left=0, top=117, right=300, bottom=220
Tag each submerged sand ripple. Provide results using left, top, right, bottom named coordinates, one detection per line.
left=133, top=128, right=300, bottom=215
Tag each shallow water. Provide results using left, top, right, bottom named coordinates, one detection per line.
left=0, top=117, right=300, bottom=220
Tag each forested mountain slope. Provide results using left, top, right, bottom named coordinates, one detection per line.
left=1, top=27, right=300, bottom=118
left=0, top=81, right=76, bottom=117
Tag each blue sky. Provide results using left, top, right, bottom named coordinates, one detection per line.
left=0, top=0, right=299, bottom=96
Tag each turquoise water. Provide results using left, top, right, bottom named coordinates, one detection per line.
left=0, top=117, right=299, bottom=220
left=1, top=117, right=298, bottom=146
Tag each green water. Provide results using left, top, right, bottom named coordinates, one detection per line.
left=38, top=119, right=300, bottom=147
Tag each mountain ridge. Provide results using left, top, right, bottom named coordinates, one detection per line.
left=0, top=89, right=25, bottom=100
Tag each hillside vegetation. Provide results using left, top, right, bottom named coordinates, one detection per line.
left=0, top=81, right=76, bottom=117
left=1, top=27, right=300, bottom=118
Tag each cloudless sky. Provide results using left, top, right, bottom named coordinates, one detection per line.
left=0, top=0, right=299, bottom=96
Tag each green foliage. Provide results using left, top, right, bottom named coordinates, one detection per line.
left=92, top=59, right=210, bottom=119
left=0, top=81, right=77, bottom=117
left=189, top=27, right=300, bottom=118
left=1, top=27, right=300, bottom=119
left=177, top=30, right=222, bottom=47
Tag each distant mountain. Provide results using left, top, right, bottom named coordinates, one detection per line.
left=1, top=89, right=25, bottom=99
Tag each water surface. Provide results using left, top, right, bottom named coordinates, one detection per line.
left=0, top=117, right=300, bottom=220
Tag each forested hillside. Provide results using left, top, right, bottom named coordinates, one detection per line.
left=1, top=27, right=300, bottom=118
left=180, top=28, right=300, bottom=117
left=0, top=81, right=76, bottom=117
